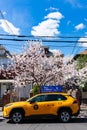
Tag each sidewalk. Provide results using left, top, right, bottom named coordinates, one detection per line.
left=0, top=107, right=3, bottom=117
left=80, top=103, right=87, bottom=110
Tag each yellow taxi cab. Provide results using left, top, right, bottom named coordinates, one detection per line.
left=3, top=92, right=80, bottom=123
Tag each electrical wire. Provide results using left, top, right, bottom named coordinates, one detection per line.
left=0, top=37, right=87, bottom=43
left=0, top=33, right=87, bottom=38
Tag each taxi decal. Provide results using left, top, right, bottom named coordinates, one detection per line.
left=33, top=105, right=38, bottom=110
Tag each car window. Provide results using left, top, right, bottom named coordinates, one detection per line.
left=45, top=94, right=67, bottom=101
left=45, top=94, right=58, bottom=101
left=29, top=94, right=67, bottom=102
left=30, top=95, right=46, bottom=102
left=57, top=94, right=67, bottom=101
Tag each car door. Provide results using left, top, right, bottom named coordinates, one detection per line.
left=44, top=94, right=67, bottom=115
left=44, top=94, right=59, bottom=115
left=25, top=95, right=49, bottom=116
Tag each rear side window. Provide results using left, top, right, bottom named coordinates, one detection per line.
left=57, top=95, right=67, bottom=101
left=45, top=94, right=67, bottom=101
left=45, top=94, right=58, bottom=101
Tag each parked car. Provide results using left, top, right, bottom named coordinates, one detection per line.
left=3, top=92, right=80, bottom=123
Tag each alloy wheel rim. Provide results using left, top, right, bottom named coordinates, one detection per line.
left=61, top=112, right=70, bottom=122
left=12, top=112, right=22, bottom=123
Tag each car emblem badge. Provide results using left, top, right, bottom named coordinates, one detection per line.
left=33, top=105, right=38, bottom=110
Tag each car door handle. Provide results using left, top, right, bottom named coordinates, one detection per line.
left=47, top=104, right=54, bottom=106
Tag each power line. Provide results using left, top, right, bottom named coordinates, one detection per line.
left=71, top=37, right=78, bottom=54
left=0, top=37, right=87, bottom=44
left=0, top=33, right=87, bottom=38
left=1, top=43, right=86, bottom=49
left=0, top=32, right=86, bottom=55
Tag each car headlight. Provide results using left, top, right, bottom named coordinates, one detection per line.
left=5, top=103, right=13, bottom=107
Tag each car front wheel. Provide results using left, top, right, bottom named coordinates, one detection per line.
left=11, top=111, right=23, bottom=123
left=59, top=110, right=71, bottom=123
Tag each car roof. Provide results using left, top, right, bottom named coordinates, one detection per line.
left=35, top=92, right=68, bottom=96
left=28, top=92, right=70, bottom=101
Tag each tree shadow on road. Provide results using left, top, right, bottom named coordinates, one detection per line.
left=0, top=119, right=4, bottom=122
left=7, top=117, right=87, bottom=124
left=71, top=117, right=87, bottom=123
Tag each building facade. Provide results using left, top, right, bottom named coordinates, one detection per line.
left=0, top=45, right=13, bottom=106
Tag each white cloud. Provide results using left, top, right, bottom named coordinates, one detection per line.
left=44, top=12, right=63, bottom=20
left=45, top=7, right=58, bottom=11
left=50, top=49, right=62, bottom=54
left=67, top=20, right=71, bottom=25
left=78, top=37, right=87, bottom=47
left=31, top=12, right=64, bottom=36
left=75, top=23, right=85, bottom=31
left=65, top=0, right=75, bottom=6
left=2, top=11, right=7, bottom=15
left=0, top=19, right=20, bottom=35
left=65, top=0, right=82, bottom=8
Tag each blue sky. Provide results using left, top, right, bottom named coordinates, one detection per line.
left=0, top=0, right=87, bottom=56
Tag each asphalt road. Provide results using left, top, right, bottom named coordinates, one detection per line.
left=0, top=117, right=87, bottom=130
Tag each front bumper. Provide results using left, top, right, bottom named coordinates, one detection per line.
left=3, top=108, right=10, bottom=119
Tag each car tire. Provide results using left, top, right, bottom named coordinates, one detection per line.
left=11, top=111, right=23, bottom=123
left=59, top=110, right=71, bottom=123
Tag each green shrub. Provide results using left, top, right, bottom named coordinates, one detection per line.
left=33, top=85, right=39, bottom=94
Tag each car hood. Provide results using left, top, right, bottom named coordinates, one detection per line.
left=5, top=101, right=27, bottom=108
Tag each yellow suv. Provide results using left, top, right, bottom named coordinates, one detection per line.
left=3, top=92, right=80, bottom=123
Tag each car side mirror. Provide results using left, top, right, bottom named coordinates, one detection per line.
left=30, top=100, right=35, bottom=104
